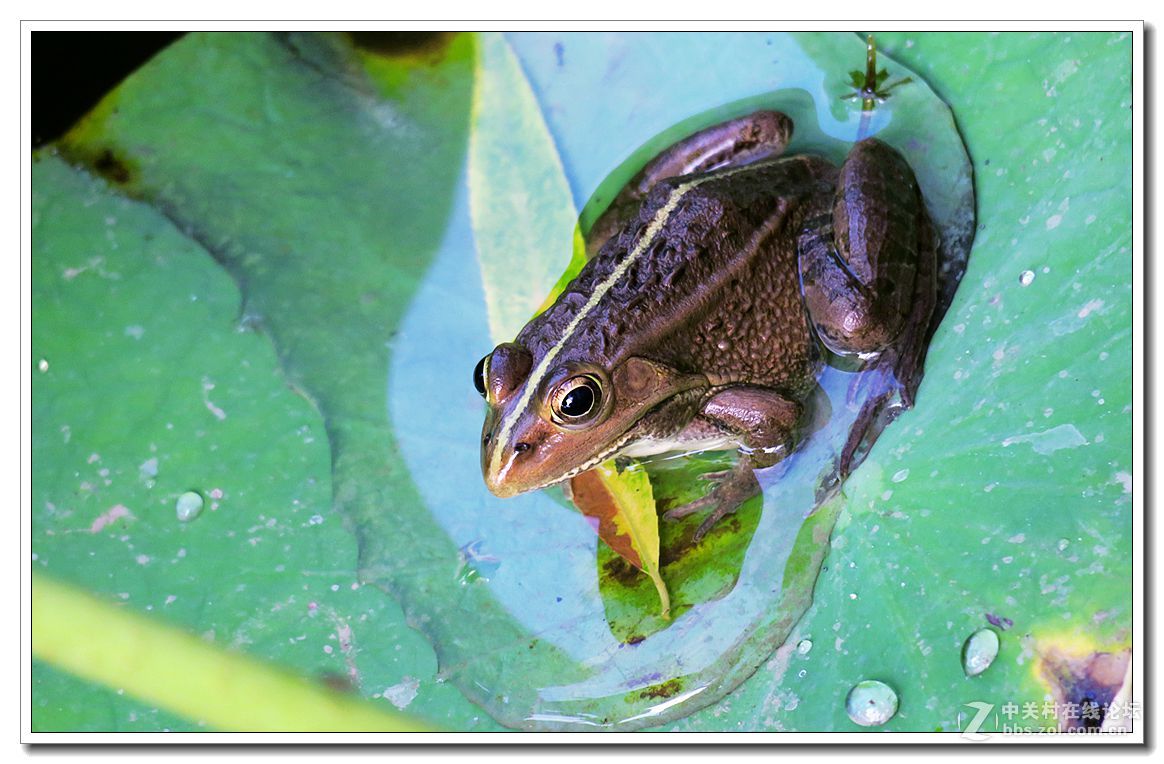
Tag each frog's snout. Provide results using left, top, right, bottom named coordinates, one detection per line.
left=481, top=437, right=537, bottom=498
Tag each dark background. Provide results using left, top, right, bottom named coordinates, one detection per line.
left=32, top=32, right=185, bottom=147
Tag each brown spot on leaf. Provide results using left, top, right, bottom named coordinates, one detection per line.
left=658, top=541, right=685, bottom=567
left=638, top=678, right=682, bottom=700
left=1038, top=646, right=1130, bottom=730
left=347, top=31, right=455, bottom=60
left=92, top=147, right=134, bottom=185
left=601, top=555, right=641, bottom=586
left=59, top=142, right=138, bottom=188
left=985, top=612, right=1013, bottom=630
left=319, top=671, right=357, bottom=693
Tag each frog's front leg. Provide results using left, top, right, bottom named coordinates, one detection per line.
left=798, top=138, right=924, bottom=356
left=587, top=110, right=794, bottom=255
left=663, top=386, right=800, bottom=541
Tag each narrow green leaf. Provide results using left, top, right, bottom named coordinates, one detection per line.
left=469, top=32, right=579, bottom=344
left=32, top=573, right=431, bottom=732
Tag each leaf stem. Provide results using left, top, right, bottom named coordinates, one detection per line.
left=863, top=34, right=878, bottom=112
left=648, top=569, right=672, bottom=620
left=31, top=572, right=432, bottom=732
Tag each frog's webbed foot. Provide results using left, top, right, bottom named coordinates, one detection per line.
left=664, top=385, right=800, bottom=542
left=662, top=462, right=761, bottom=542
left=661, top=468, right=735, bottom=519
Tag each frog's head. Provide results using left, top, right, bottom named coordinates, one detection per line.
left=474, top=343, right=706, bottom=497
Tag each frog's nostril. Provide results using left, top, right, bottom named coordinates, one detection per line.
left=483, top=432, right=492, bottom=445
left=514, top=442, right=532, bottom=454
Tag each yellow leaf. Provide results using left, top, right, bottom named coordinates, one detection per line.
left=570, top=460, right=671, bottom=619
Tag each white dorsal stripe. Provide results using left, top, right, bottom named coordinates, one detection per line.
left=487, top=159, right=777, bottom=481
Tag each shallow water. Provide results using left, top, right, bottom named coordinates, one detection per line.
left=385, top=32, right=974, bottom=729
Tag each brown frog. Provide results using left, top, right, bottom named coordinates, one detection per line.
left=473, top=111, right=935, bottom=540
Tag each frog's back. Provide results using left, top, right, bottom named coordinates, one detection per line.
left=516, top=154, right=837, bottom=390
left=658, top=155, right=838, bottom=390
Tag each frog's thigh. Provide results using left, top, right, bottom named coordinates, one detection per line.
left=798, top=138, right=922, bottom=355
left=586, top=111, right=794, bottom=255
left=699, top=386, right=801, bottom=468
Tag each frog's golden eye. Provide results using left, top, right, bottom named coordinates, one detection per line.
left=473, top=355, right=489, bottom=399
left=551, top=375, right=602, bottom=422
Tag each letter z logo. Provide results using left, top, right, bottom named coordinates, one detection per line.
left=960, top=701, right=994, bottom=741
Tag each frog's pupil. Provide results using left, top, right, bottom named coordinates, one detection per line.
left=561, top=382, right=596, bottom=417
left=473, top=356, right=487, bottom=397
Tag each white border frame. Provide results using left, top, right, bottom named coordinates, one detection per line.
left=17, top=18, right=1146, bottom=747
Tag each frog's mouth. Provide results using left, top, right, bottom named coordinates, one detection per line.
left=483, top=426, right=642, bottom=498
left=534, top=430, right=644, bottom=492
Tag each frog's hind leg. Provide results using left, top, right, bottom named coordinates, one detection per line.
left=586, top=111, right=794, bottom=256
left=834, top=202, right=937, bottom=478
left=797, top=138, right=926, bottom=356
left=801, top=139, right=938, bottom=490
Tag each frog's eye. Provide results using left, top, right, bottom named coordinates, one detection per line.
left=473, top=355, right=489, bottom=399
left=551, top=375, right=602, bottom=422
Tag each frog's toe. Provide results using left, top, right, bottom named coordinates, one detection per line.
left=699, top=477, right=763, bottom=541
left=694, top=502, right=740, bottom=542
left=662, top=494, right=716, bottom=521
left=664, top=462, right=762, bottom=538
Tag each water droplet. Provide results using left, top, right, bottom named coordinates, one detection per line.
left=845, top=679, right=898, bottom=726
left=1057, top=538, right=1070, bottom=552
left=797, top=669, right=807, bottom=678
left=175, top=491, right=204, bottom=522
left=139, top=457, right=159, bottom=484
left=891, top=468, right=910, bottom=483
left=1019, top=270, right=1035, bottom=286
left=796, top=639, right=813, bottom=655
left=962, top=628, right=1000, bottom=676
left=37, top=358, right=49, bottom=373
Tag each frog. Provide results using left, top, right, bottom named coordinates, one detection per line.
left=473, top=110, right=936, bottom=541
